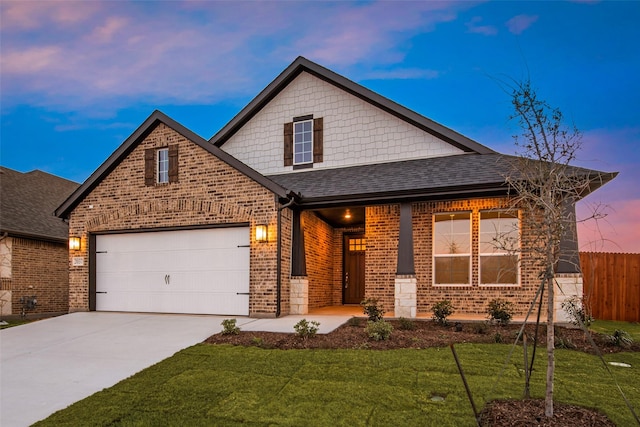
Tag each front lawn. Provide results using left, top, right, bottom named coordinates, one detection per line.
left=35, top=344, right=639, bottom=426
left=590, top=319, right=640, bottom=342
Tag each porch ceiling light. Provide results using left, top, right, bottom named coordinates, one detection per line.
left=344, top=209, right=352, bottom=220
left=256, top=224, right=268, bottom=243
left=69, top=237, right=81, bottom=250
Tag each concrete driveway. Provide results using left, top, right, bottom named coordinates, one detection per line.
left=1, top=311, right=351, bottom=426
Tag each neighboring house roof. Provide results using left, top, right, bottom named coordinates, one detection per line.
left=0, top=167, right=79, bottom=242
left=55, top=110, right=291, bottom=219
left=267, top=153, right=618, bottom=208
left=210, top=56, right=495, bottom=155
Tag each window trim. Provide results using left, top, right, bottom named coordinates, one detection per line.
left=293, top=119, right=313, bottom=165
left=478, top=210, right=521, bottom=287
left=157, top=147, right=169, bottom=184
left=432, top=211, right=472, bottom=287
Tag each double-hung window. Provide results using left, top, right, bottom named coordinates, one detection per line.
left=293, top=120, right=313, bottom=165
left=433, top=212, right=471, bottom=285
left=157, top=148, right=169, bottom=184
left=479, top=211, right=520, bottom=285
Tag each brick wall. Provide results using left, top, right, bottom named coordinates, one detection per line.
left=414, top=199, right=542, bottom=317
left=362, top=199, right=544, bottom=318
left=365, top=205, right=400, bottom=313
left=68, top=123, right=283, bottom=316
left=302, top=211, right=334, bottom=309
left=3, top=237, right=69, bottom=316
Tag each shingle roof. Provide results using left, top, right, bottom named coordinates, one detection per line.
left=1, top=167, right=79, bottom=241
left=267, top=153, right=617, bottom=207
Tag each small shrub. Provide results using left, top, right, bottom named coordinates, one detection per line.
left=361, top=298, right=385, bottom=322
left=294, top=319, right=320, bottom=339
left=431, top=300, right=454, bottom=326
left=493, top=332, right=503, bottom=343
left=561, top=296, right=593, bottom=327
left=251, top=336, right=264, bottom=347
left=472, top=322, right=489, bottom=335
left=487, top=299, right=514, bottom=326
left=347, top=317, right=362, bottom=327
left=608, top=330, right=633, bottom=348
left=366, top=320, right=393, bottom=341
left=221, top=318, right=240, bottom=335
left=398, top=317, right=416, bottom=330
left=555, top=335, right=576, bottom=350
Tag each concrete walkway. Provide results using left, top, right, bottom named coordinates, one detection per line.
left=0, top=311, right=352, bottom=427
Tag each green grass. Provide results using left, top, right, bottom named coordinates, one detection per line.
left=0, top=318, right=31, bottom=329
left=590, top=320, right=640, bottom=342
left=34, top=344, right=639, bottom=427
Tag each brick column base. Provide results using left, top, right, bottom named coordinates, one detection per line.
left=290, top=276, right=309, bottom=315
left=554, top=273, right=583, bottom=323
left=394, top=275, right=417, bottom=318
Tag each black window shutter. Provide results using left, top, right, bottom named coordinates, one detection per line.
left=284, top=122, right=293, bottom=166
left=168, top=144, right=179, bottom=183
left=144, top=148, right=155, bottom=186
left=313, top=117, right=323, bottom=163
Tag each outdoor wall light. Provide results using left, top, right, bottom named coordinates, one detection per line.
left=69, top=237, right=81, bottom=250
left=255, top=224, right=268, bottom=243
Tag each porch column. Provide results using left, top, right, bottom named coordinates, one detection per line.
left=290, top=209, right=308, bottom=314
left=554, top=200, right=583, bottom=323
left=554, top=273, right=584, bottom=323
left=395, top=202, right=417, bottom=318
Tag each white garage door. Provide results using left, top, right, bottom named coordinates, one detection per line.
left=95, top=227, right=250, bottom=315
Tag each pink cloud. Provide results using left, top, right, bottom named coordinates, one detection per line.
left=0, top=1, right=101, bottom=30
left=88, top=16, right=129, bottom=44
left=466, top=16, right=498, bottom=36
left=0, top=1, right=477, bottom=111
left=506, top=14, right=539, bottom=35
left=290, top=1, right=473, bottom=66
left=577, top=198, right=640, bottom=253
left=1, top=46, right=61, bottom=74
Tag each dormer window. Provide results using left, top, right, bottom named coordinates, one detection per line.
left=284, top=116, right=323, bottom=168
left=294, top=120, right=313, bottom=165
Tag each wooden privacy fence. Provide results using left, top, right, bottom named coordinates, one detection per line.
left=580, top=252, right=640, bottom=322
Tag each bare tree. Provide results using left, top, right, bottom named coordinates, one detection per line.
left=504, top=80, right=609, bottom=417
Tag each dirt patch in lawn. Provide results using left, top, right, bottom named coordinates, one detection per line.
left=206, top=319, right=637, bottom=427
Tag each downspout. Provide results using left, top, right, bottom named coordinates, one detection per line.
left=276, top=195, right=296, bottom=317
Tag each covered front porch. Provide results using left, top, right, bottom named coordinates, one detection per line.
left=288, top=203, right=417, bottom=318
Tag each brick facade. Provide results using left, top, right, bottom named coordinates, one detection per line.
left=0, top=236, right=69, bottom=317
left=295, top=198, right=547, bottom=318
left=67, top=123, right=288, bottom=317
left=301, top=211, right=334, bottom=309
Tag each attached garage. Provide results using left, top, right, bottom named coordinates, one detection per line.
left=93, top=226, right=250, bottom=315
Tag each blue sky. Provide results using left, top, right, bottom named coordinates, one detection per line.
left=1, top=0, right=639, bottom=252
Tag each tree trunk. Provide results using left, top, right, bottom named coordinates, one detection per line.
left=545, top=272, right=555, bottom=417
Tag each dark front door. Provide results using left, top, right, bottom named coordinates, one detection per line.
left=343, top=234, right=366, bottom=304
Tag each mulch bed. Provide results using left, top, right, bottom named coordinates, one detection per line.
left=205, top=318, right=638, bottom=354
left=205, top=318, right=637, bottom=427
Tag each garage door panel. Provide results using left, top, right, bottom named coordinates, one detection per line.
left=95, top=227, right=250, bottom=315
